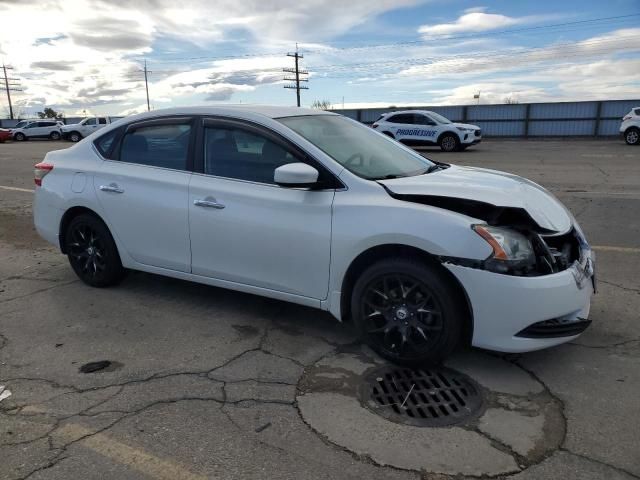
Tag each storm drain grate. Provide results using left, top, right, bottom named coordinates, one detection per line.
left=359, top=366, right=484, bottom=427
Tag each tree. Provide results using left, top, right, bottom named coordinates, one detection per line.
left=311, top=99, right=332, bottom=110
left=37, top=107, right=64, bottom=119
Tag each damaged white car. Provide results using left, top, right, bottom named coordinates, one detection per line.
left=33, top=106, right=595, bottom=365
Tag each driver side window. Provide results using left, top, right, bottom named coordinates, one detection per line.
left=204, top=127, right=297, bottom=184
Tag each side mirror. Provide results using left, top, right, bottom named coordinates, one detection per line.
left=274, top=162, right=319, bottom=188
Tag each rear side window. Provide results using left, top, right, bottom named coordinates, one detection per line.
left=94, top=128, right=121, bottom=159
left=386, top=114, right=414, bottom=124
left=120, top=124, right=191, bottom=170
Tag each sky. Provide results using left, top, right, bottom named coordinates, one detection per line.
left=0, top=0, right=639, bottom=117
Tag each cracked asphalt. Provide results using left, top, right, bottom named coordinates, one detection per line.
left=1, top=139, right=639, bottom=479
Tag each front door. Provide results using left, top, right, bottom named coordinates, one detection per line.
left=189, top=120, right=334, bottom=300
left=94, top=118, right=194, bottom=272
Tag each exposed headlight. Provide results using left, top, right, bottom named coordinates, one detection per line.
left=456, top=127, right=475, bottom=132
left=473, top=225, right=536, bottom=273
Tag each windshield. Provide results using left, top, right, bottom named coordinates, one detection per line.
left=278, top=115, right=434, bottom=180
left=427, top=112, right=452, bottom=124
left=14, top=121, right=28, bottom=128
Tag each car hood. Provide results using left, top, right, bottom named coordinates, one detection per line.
left=379, top=165, right=572, bottom=232
left=451, top=122, right=479, bottom=130
left=61, top=124, right=81, bottom=129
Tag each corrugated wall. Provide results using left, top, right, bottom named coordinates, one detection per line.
left=332, top=99, right=639, bottom=137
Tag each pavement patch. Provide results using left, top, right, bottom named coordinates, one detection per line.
left=297, top=349, right=564, bottom=476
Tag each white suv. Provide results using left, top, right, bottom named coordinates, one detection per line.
left=373, top=110, right=482, bottom=152
left=12, top=120, right=63, bottom=141
left=33, top=106, right=594, bottom=365
left=620, top=107, right=640, bottom=145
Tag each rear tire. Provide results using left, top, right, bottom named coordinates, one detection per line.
left=14, top=132, right=25, bottom=141
left=439, top=133, right=459, bottom=152
left=351, top=257, right=463, bottom=366
left=625, top=127, right=639, bottom=145
left=64, top=214, right=125, bottom=287
left=49, top=131, right=61, bottom=140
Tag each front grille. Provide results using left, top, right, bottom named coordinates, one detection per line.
left=516, top=318, right=591, bottom=338
left=537, top=228, right=581, bottom=273
left=475, top=129, right=481, bottom=137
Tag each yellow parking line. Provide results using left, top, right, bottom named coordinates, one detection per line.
left=0, top=185, right=34, bottom=193
left=593, top=245, right=640, bottom=254
left=56, top=423, right=209, bottom=480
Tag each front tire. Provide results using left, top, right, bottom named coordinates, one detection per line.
left=625, top=127, right=639, bottom=145
left=49, top=131, right=61, bottom=140
left=64, top=214, right=125, bottom=287
left=69, top=131, right=82, bottom=142
left=439, top=133, right=460, bottom=152
left=14, top=132, right=25, bottom=141
left=351, top=258, right=463, bottom=366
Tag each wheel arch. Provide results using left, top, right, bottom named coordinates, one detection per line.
left=339, top=243, right=474, bottom=345
left=436, top=130, right=460, bottom=144
left=59, top=206, right=106, bottom=253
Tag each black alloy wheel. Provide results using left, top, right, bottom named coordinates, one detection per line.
left=65, top=214, right=125, bottom=287
left=352, top=258, right=462, bottom=365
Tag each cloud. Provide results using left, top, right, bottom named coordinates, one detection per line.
left=31, top=60, right=79, bottom=71
left=418, top=11, right=532, bottom=37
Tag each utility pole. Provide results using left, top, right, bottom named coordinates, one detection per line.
left=1, top=64, right=23, bottom=119
left=283, top=45, right=308, bottom=107
left=143, top=59, right=151, bottom=112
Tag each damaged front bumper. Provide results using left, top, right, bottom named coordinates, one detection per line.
left=444, top=248, right=595, bottom=353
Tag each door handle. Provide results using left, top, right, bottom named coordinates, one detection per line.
left=194, top=199, right=225, bottom=209
left=99, top=183, right=124, bottom=194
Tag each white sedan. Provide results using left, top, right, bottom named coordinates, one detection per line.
left=372, top=110, right=481, bottom=151
left=33, top=106, right=595, bottom=365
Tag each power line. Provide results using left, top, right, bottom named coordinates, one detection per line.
left=304, top=13, right=640, bottom=52
left=283, top=45, right=308, bottom=107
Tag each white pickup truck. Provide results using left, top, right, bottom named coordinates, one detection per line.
left=61, top=116, right=123, bottom=142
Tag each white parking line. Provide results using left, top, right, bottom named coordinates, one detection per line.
left=0, top=185, right=34, bottom=193
left=593, top=245, right=640, bottom=254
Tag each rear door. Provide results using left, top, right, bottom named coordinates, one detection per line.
left=385, top=113, right=416, bottom=142
left=94, top=117, right=194, bottom=272
left=188, top=118, right=336, bottom=300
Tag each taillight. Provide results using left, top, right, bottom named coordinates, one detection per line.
left=34, top=162, right=53, bottom=186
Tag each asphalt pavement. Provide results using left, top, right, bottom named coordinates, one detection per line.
left=0, top=138, right=638, bottom=479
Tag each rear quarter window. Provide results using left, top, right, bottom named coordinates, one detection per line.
left=93, top=128, right=122, bottom=159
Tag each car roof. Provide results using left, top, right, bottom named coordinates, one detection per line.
left=384, top=110, right=438, bottom=116
left=119, top=105, right=337, bottom=124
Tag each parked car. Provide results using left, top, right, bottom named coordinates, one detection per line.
left=33, top=106, right=595, bottom=365
left=372, top=110, right=482, bottom=152
left=620, top=107, right=640, bottom=145
left=11, top=120, right=63, bottom=141
left=0, top=128, right=12, bottom=143
left=61, top=116, right=122, bottom=142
